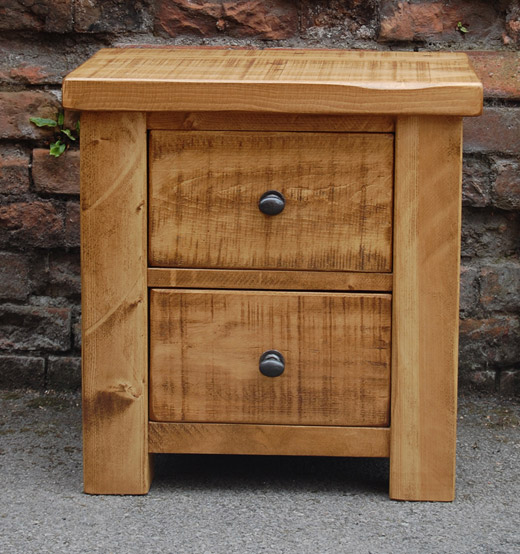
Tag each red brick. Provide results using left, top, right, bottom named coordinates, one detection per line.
left=32, top=149, right=80, bottom=196
left=0, top=252, right=30, bottom=300
left=0, top=91, right=60, bottom=141
left=467, top=51, right=520, bottom=100
left=65, top=201, right=80, bottom=248
left=0, top=303, right=71, bottom=351
left=0, top=0, right=73, bottom=32
left=464, top=108, right=520, bottom=154
left=155, top=0, right=298, bottom=39
left=74, top=0, right=152, bottom=33
left=492, top=158, right=520, bottom=211
left=0, top=146, right=30, bottom=195
left=379, top=0, right=504, bottom=43
left=0, top=201, right=64, bottom=248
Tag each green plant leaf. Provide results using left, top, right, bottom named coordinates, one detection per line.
left=58, top=112, right=64, bottom=126
left=49, top=140, right=66, bottom=157
left=76, top=120, right=80, bottom=132
left=457, top=21, right=468, bottom=33
left=61, top=128, right=76, bottom=140
left=29, top=117, right=57, bottom=128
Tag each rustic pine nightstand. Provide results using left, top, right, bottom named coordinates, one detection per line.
left=63, top=48, right=482, bottom=501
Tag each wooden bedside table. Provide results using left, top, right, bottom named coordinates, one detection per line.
left=63, top=48, right=482, bottom=501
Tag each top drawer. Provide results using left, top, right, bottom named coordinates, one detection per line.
left=149, top=131, right=393, bottom=272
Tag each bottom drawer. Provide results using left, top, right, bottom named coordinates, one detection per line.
left=149, top=289, right=391, bottom=427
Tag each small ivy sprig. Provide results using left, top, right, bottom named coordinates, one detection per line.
left=29, top=111, right=80, bottom=157
left=456, top=21, right=469, bottom=34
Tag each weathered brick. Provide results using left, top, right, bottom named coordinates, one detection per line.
left=0, top=304, right=70, bottom=351
left=468, top=51, right=520, bottom=100
left=0, top=36, right=104, bottom=86
left=504, top=0, right=520, bottom=45
left=32, top=149, right=80, bottom=196
left=0, top=201, right=64, bottom=249
left=497, top=370, right=519, bottom=396
left=492, top=158, right=520, bottom=211
left=459, top=369, right=496, bottom=392
left=0, top=146, right=30, bottom=195
left=0, top=0, right=73, bottom=33
left=0, top=355, right=45, bottom=389
left=48, top=252, right=81, bottom=297
left=0, top=252, right=30, bottom=300
left=459, top=316, right=520, bottom=370
left=65, top=201, right=80, bottom=248
left=72, top=308, right=81, bottom=351
left=479, top=262, right=520, bottom=313
left=379, top=0, right=505, bottom=43
left=0, top=91, right=60, bottom=141
left=464, top=108, right=520, bottom=155
left=460, top=264, right=479, bottom=316
left=47, top=356, right=81, bottom=391
left=74, top=0, right=153, bottom=33
left=462, top=155, right=491, bottom=208
left=461, top=209, right=519, bottom=259
left=156, top=0, right=298, bottom=39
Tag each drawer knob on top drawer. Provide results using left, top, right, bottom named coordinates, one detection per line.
left=259, top=350, right=285, bottom=377
left=258, top=191, right=285, bottom=216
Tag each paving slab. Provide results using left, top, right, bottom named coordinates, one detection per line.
left=0, top=390, right=519, bottom=554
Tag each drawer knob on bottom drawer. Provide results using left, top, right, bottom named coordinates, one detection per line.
left=259, top=350, right=285, bottom=377
left=258, top=191, right=285, bottom=216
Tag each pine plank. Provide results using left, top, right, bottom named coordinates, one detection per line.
left=147, top=268, right=393, bottom=291
left=389, top=116, right=462, bottom=502
left=63, top=48, right=482, bottom=116
left=81, top=112, right=152, bottom=494
left=147, top=112, right=395, bottom=133
left=149, top=131, right=394, bottom=272
left=149, top=423, right=390, bottom=457
left=150, top=289, right=392, bottom=427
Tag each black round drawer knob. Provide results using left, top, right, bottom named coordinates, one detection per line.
left=259, top=350, right=285, bottom=377
left=258, top=190, right=285, bottom=216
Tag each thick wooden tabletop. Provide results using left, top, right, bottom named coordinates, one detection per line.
left=63, top=48, right=482, bottom=116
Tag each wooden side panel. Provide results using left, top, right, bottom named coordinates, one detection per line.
left=149, top=131, right=394, bottom=272
left=147, top=112, right=395, bottom=133
left=147, top=268, right=393, bottom=292
left=150, top=289, right=392, bottom=427
left=390, top=116, right=463, bottom=501
left=81, top=112, right=151, bottom=494
left=149, top=423, right=391, bottom=457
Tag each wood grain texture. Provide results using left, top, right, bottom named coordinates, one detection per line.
left=147, top=268, right=393, bottom=292
left=81, top=112, right=152, bottom=494
left=147, top=112, right=395, bottom=133
left=150, top=289, right=392, bottom=426
left=149, top=131, right=394, bottom=272
left=63, top=48, right=482, bottom=115
left=149, top=423, right=390, bottom=457
left=389, top=116, right=463, bottom=502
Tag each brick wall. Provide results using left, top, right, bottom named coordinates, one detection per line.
left=0, top=0, right=519, bottom=394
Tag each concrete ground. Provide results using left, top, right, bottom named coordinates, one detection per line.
left=0, top=390, right=519, bottom=554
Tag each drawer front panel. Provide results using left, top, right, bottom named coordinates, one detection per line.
left=150, top=289, right=391, bottom=426
left=149, top=131, right=393, bottom=272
